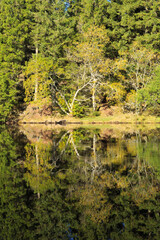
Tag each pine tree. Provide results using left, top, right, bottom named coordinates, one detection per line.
left=0, top=0, right=33, bottom=121
left=105, top=0, right=160, bottom=53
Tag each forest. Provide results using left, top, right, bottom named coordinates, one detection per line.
left=0, top=0, right=160, bottom=122
left=0, top=125, right=160, bottom=239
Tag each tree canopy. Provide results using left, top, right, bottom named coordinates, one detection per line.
left=0, top=0, right=160, bottom=121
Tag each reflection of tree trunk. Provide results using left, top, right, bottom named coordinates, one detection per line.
left=35, top=144, right=40, bottom=199
left=70, top=132, right=80, bottom=157
left=59, top=132, right=71, bottom=156
left=92, top=80, right=96, bottom=112
left=56, top=131, right=70, bottom=148
left=58, top=131, right=80, bottom=158
left=93, top=134, right=97, bottom=167
left=136, top=131, right=141, bottom=183
left=84, top=157, right=88, bottom=180
left=91, top=134, right=97, bottom=182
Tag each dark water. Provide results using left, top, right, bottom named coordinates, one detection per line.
left=0, top=125, right=160, bottom=240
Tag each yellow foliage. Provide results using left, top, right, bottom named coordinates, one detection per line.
left=72, top=25, right=110, bottom=74
left=126, top=90, right=136, bottom=104
left=24, top=55, right=54, bottom=102
left=114, top=58, right=127, bottom=71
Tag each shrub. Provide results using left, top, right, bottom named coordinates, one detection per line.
left=72, top=103, right=86, bottom=118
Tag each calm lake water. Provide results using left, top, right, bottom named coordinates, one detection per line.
left=0, top=125, right=160, bottom=240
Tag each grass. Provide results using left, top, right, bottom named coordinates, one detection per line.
left=18, top=103, right=160, bottom=125
left=19, top=113, right=160, bottom=124
left=81, top=113, right=160, bottom=124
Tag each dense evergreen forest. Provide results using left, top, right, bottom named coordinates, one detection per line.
left=0, top=0, right=160, bottom=122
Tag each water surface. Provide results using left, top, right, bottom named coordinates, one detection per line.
left=0, top=125, right=160, bottom=240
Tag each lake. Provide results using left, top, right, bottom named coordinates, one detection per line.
left=0, top=124, right=160, bottom=240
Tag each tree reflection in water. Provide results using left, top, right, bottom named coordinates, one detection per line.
left=0, top=126, right=160, bottom=239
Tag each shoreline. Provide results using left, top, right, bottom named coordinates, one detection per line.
left=17, top=110, right=160, bottom=126
left=18, top=119, right=160, bottom=125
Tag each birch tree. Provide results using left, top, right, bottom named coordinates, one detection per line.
left=51, top=64, right=92, bottom=116
left=68, top=25, right=110, bottom=112
left=24, top=55, right=54, bottom=103
left=122, top=42, right=157, bottom=113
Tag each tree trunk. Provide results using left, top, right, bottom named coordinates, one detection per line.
left=35, top=144, right=40, bottom=199
left=92, top=80, right=96, bottom=111
left=34, top=46, right=38, bottom=101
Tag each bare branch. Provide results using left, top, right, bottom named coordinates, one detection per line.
left=53, top=84, right=71, bottom=112
left=55, top=100, right=69, bottom=115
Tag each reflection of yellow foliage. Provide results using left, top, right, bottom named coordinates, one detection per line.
left=100, top=172, right=115, bottom=188
left=131, top=181, right=158, bottom=205
left=100, top=172, right=129, bottom=189
left=24, top=142, right=55, bottom=194
left=24, top=172, right=54, bottom=194
left=115, top=175, right=129, bottom=189
left=59, top=135, right=68, bottom=150
left=106, top=142, right=126, bottom=165
left=126, top=141, right=137, bottom=156
left=86, top=203, right=112, bottom=224
left=78, top=185, right=112, bottom=223
left=57, top=172, right=66, bottom=180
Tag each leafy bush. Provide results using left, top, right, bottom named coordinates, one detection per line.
left=123, top=90, right=137, bottom=112
left=73, top=103, right=86, bottom=118
left=99, top=82, right=126, bottom=107
left=138, top=66, right=160, bottom=115
left=92, top=111, right=100, bottom=116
